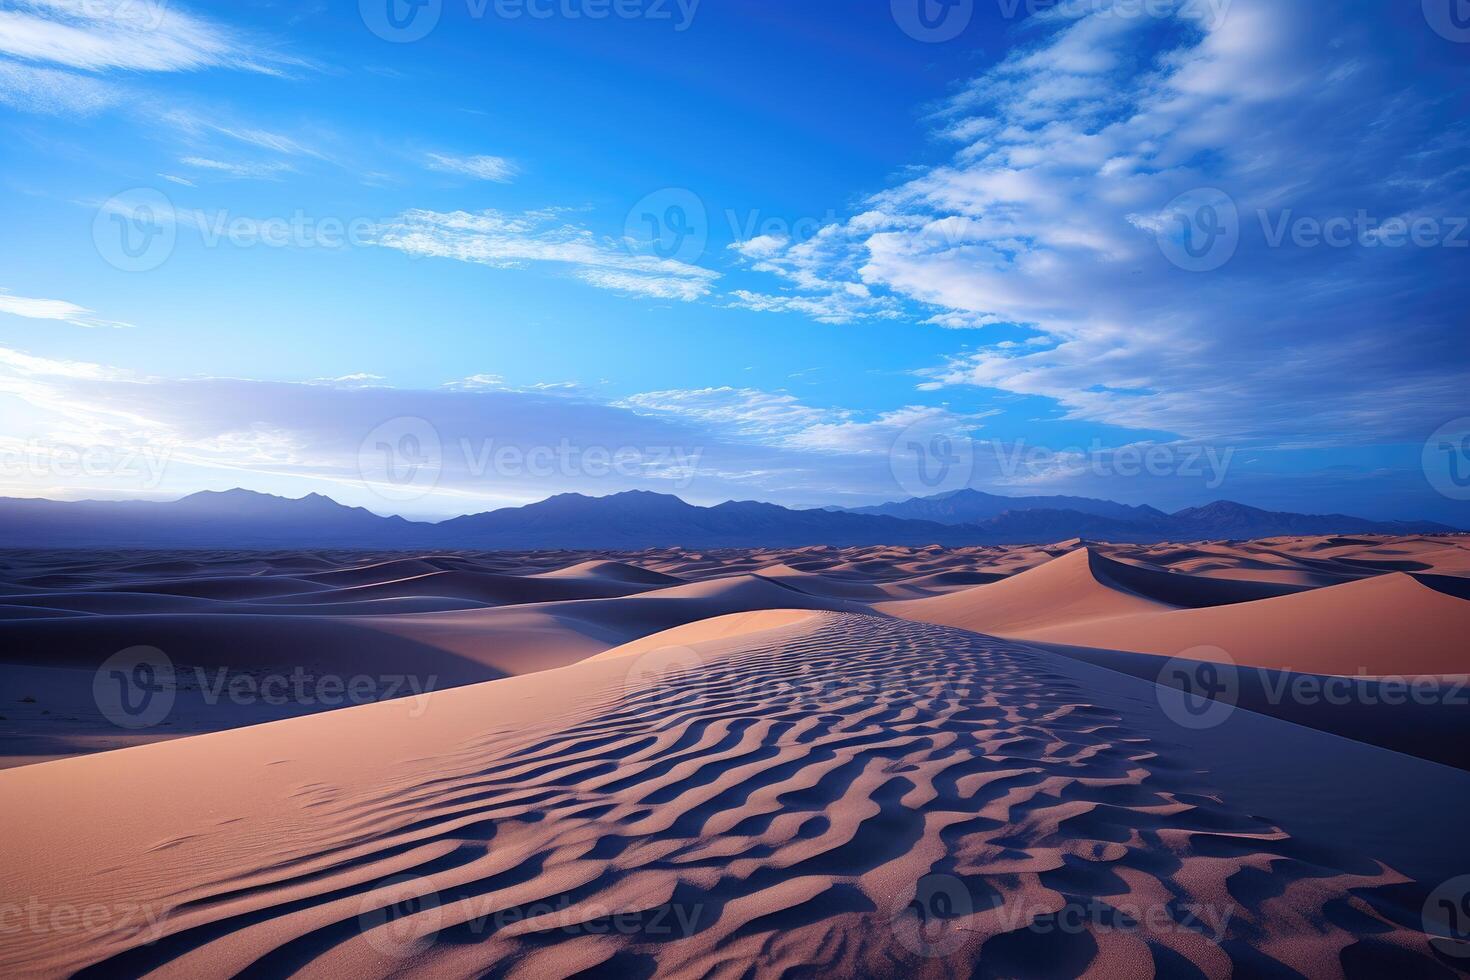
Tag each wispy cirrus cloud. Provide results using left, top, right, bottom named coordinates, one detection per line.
left=161, top=109, right=327, bottom=160
left=425, top=153, right=520, bottom=183
left=0, top=58, right=118, bottom=114
left=374, top=208, right=720, bottom=301
left=726, top=287, right=899, bottom=325
left=0, top=289, right=130, bottom=329
left=0, top=1, right=303, bottom=120
left=620, top=387, right=835, bottom=438
left=0, top=0, right=290, bottom=74
left=442, top=374, right=582, bottom=394
left=443, top=374, right=506, bottom=391
left=618, top=386, right=989, bottom=456
left=178, top=155, right=295, bottom=181
left=306, top=373, right=386, bottom=388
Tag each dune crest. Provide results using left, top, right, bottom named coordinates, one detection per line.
left=588, top=609, right=824, bottom=661
left=882, top=547, right=1178, bottom=635
left=1023, top=571, right=1470, bottom=676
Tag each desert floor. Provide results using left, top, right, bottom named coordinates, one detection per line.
left=2, top=536, right=1468, bottom=977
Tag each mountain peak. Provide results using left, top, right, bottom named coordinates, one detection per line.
left=178, top=488, right=276, bottom=502
left=1177, top=499, right=1265, bottom=514
left=175, top=489, right=352, bottom=513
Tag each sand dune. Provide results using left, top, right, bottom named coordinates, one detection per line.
left=586, top=608, right=824, bottom=661
left=1021, top=572, right=1470, bottom=676
left=1, top=611, right=1464, bottom=978
left=533, top=559, right=687, bottom=586
left=0, top=591, right=236, bottom=616
left=96, top=574, right=332, bottom=600
left=1085, top=551, right=1306, bottom=606
left=748, top=562, right=911, bottom=601
left=300, top=557, right=452, bottom=587
left=883, top=548, right=1179, bottom=635
left=0, top=567, right=864, bottom=767
left=263, top=568, right=663, bottom=607
left=886, top=546, right=1470, bottom=677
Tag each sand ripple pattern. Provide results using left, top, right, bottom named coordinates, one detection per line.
left=71, top=613, right=1462, bottom=979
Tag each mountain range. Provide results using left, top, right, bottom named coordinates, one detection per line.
left=0, top=488, right=1457, bottom=550
left=828, top=488, right=1168, bottom=524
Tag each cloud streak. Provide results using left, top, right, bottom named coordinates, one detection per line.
left=0, top=57, right=118, bottom=114
left=373, top=208, right=720, bottom=301
left=0, top=0, right=284, bottom=73
left=0, top=289, right=130, bottom=329
left=178, top=156, right=295, bottom=180
left=426, top=153, right=520, bottom=183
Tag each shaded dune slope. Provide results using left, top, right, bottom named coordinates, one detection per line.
left=0, top=575, right=859, bottom=681
left=889, top=549, right=1470, bottom=677
left=1033, top=640, right=1470, bottom=773
left=1022, top=572, right=1470, bottom=676
left=882, top=549, right=1180, bottom=635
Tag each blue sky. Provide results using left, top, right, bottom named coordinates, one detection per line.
left=1, top=0, right=1467, bottom=522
